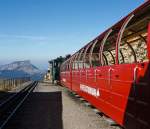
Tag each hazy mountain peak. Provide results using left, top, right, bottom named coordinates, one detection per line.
left=12, top=60, right=31, bottom=66
left=0, top=60, right=44, bottom=80
left=0, top=60, right=39, bottom=74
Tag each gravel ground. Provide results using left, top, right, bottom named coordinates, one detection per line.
left=34, top=82, right=121, bottom=129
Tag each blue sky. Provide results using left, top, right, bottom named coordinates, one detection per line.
left=0, top=0, right=145, bottom=69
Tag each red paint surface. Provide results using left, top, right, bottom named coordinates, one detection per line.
left=60, top=1, right=150, bottom=128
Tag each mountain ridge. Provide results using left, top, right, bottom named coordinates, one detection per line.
left=0, top=60, right=45, bottom=80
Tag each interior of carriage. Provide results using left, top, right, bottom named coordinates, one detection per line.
left=61, top=4, right=150, bottom=71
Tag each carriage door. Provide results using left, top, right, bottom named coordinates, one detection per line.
left=115, top=13, right=150, bottom=128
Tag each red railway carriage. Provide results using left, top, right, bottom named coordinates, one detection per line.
left=60, top=1, right=150, bottom=129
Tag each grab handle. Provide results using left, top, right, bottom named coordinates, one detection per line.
left=94, top=69, right=97, bottom=82
left=133, top=66, right=138, bottom=97
left=133, top=66, right=138, bottom=84
left=108, top=68, right=112, bottom=86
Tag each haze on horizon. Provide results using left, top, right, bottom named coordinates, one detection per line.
left=0, top=0, right=145, bottom=69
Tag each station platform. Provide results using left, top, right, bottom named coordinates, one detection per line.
left=34, top=82, right=119, bottom=129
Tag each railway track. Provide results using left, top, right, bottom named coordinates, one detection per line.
left=0, top=81, right=38, bottom=129
left=0, top=93, right=12, bottom=104
left=0, top=83, right=32, bottom=105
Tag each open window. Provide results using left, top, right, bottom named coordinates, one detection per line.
left=72, top=53, right=79, bottom=70
left=101, top=29, right=119, bottom=66
left=75, top=52, right=80, bottom=70
left=77, top=48, right=85, bottom=69
left=118, top=7, right=150, bottom=64
left=83, top=43, right=93, bottom=68
left=89, top=39, right=102, bottom=67
left=66, top=60, right=70, bottom=71
left=65, top=62, right=68, bottom=71
left=62, top=62, right=66, bottom=72
left=70, top=55, right=75, bottom=70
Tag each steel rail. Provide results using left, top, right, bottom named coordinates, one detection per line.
left=0, top=82, right=33, bottom=108
left=0, top=81, right=38, bottom=129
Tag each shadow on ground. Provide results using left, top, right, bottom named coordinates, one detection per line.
left=1, top=91, right=63, bottom=129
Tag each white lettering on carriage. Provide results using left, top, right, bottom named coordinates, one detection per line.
left=80, top=84, right=100, bottom=97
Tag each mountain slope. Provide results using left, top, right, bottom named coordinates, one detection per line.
left=0, top=60, right=45, bottom=80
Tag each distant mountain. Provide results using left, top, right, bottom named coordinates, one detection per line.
left=0, top=60, right=45, bottom=80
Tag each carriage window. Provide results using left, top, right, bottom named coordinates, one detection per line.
left=119, top=43, right=135, bottom=64
left=78, top=49, right=85, bottom=69
left=68, top=60, right=71, bottom=70
left=63, top=65, right=65, bottom=72
left=102, top=31, right=118, bottom=66
left=132, top=36, right=148, bottom=62
left=71, top=56, right=75, bottom=70
left=63, top=63, right=66, bottom=71
left=119, top=10, right=150, bottom=63
left=90, top=40, right=101, bottom=67
left=70, top=57, right=73, bottom=70
left=65, top=63, right=67, bottom=71
left=103, top=50, right=115, bottom=65
left=67, top=64, right=69, bottom=70
left=65, top=62, right=67, bottom=71
left=101, top=53, right=108, bottom=66
left=72, top=62, right=74, bottom=70
left=72, top=54, right=79, bottom=70
left=84, top=44, right=92, bottom=68
left=74, top=61, right=78, bottom=70
left=73, top=61, right=75, bottom=70
left=74, top=53, right=79, bottom=70
left=66, top=62, right=68, bottom=71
